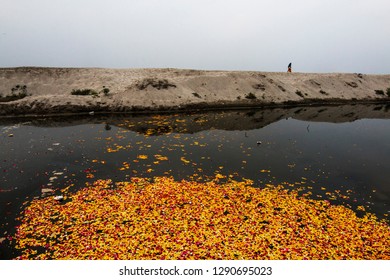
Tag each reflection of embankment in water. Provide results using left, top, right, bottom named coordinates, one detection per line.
left=2, top=104, right=390, bottom=135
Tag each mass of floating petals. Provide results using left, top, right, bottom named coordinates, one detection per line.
left=14, top=177, right=389, bottom=260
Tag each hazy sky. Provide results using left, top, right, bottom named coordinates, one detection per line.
left=1, top=0, right=389, bottom=73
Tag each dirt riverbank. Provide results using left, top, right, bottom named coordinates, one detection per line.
left=1, top=67, right=390, bottom=116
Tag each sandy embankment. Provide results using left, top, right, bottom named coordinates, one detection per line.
left=0, top=67, right=389, bottom=116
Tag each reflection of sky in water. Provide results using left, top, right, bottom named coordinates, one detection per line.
left=1, top=113, right=390, bottom=258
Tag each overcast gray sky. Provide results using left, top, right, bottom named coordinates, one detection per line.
left=1, top=0, right=389, bottom=73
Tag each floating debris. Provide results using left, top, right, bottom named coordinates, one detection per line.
left=137, top=155, right=148, bottom=160
left=53, top=195, right=64, bottom=201
left=41, top=188, right=54, bottom=194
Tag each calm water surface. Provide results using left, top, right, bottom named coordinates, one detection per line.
left=1, top=105, right=390, bottom=258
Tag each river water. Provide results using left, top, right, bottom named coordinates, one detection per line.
left=1, top=104, right=390, bottom=258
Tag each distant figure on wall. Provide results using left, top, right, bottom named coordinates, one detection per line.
left=287, top=63, right=292, bottom=72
